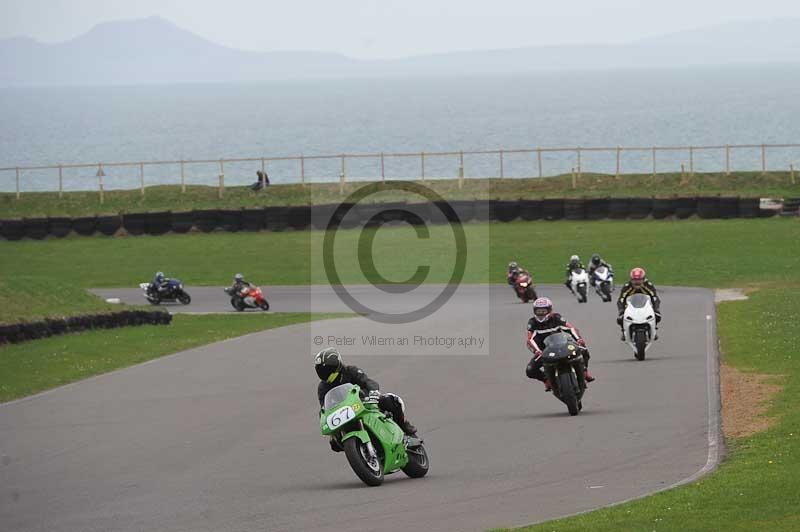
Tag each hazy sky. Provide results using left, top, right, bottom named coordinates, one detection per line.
left=2, top=0, right=800, bottom=59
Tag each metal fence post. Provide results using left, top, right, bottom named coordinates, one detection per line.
left=380, top=152, right=385, bottom=181
left=615, top=146, right=621, bottom=178
left=571, top=168, right=577, bottom=190
left=761, top=144, right=766, bottom=176
left=180, top=160, right=186, bottom=193
left=576, top=147, right=582, bottom=178
left=139, top=163, right=145, bottom=196
left=421, top=152, right=425, bottom=180
left=537, top=147, right=543, bottom=178
left=689, top=146, right=695, bottom=177
left=300, top=155, right=305, bottom=186
left=725, top=145, right=731, bottom=176
left=58, top=164, right=63, bottom=198
left=458, top=151, right=464, bottom=189
left=340, top=155, right=345, bottom=195
left=652, top=147, right=657, bottom=177
left=15, top=167, right=20, bottom=199
left=499, top=150, right=504, bottom=178
left=791, top=163, right=796, bottom=185
left=218, top=159, right=225, bottom=198
left=97, top=163, right=105, bottom=204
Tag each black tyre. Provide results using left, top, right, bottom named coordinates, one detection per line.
left=527, top=287, right=538, bottom=301
left=401, top=443, right=429, bottom=478
left=578, top=285, right=587, bottom=303
left=260, top=300, right=270, bottom=311
left=634, top=329, right=647, bottom=361
left=558, top=372, right=580, bottom=416
left=601, top=283, right=611, bottom=302
left=343, top=437, right=384, bottom=486
left=178, top=292, right=191, bottom=305
left=229, top=298, right=240, bottom=310
left=233, top=298, right=245, bottom=312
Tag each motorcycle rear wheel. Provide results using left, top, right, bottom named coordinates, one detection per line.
left=344, top=437, right=384, bottom=486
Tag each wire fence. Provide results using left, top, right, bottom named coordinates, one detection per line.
left=1, top=143, right=799, bottom=200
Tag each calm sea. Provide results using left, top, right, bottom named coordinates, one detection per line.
left=2, top=65, right=800, bottom=192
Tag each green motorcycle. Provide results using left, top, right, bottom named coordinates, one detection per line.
left=320, top=383, right=429, bottom=486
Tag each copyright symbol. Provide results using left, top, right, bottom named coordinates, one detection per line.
left=313, top=336, right=324, bottom=345
left=321, top=181, right=467, bottom=324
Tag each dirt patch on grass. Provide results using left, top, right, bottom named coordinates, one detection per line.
left=720, top=363, right=784, bottom=439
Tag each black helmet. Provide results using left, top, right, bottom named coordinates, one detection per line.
left=234, top=273, right=243, bottom=282
left=508, top=261, right=519, bottom=272
left=591, top=254, right=601, bottom=266
left=315, top=347, right=343, bottom=383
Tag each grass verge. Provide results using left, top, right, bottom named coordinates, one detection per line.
left=1, top=218, right=798, bottom=322
left=0, top=312, right=345, bottom=403
left=1, top=171, right=798, bottom=218
left=496, top=288, right=799, bottom=532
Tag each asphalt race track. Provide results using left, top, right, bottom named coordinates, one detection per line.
left=1, top=284, right=718, bottom=532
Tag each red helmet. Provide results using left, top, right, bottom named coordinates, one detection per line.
left=630, top=267, right=646, bottom=287
left=532, top=297, right=553, bottom=323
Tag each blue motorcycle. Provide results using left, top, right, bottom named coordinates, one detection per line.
left=139, top=279, right=191, bottom=305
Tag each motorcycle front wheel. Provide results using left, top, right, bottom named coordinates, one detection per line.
left=177, top=293, right=191, bottom=305
left=558, top=372, right=580, bottom=416
left=259, top=300, right=270, bottom=311
left=634, top=329, right=647, bottom=361
left=344, top=437, right=384, bottom=486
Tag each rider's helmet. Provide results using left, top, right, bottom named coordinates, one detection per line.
left=591, top=254, right=601, bottom=266
left=508, top=261, right=519, bottom=273
left=155, top=271, right=164, bottom=283
left=532, top=297, right=554, bottom=323
left=315, top=347, right=344, bottom=383
left=630, top=267, right=646, bottom=287
left=234, top=273, right=244, bottom=282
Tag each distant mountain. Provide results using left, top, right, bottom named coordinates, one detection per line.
left=2, top=16, right=800, bottom=86
left=0, top=16, right=356, bottom=86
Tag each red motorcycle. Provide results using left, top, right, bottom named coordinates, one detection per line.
left=224, top=285, right=270, bottom=311
left=514, top=272, right=538, bottom=302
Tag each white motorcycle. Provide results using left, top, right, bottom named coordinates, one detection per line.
left=569, top=268, right=590, bottom=303
left=592, top=266, right=614, bottom=302
left=623, top=294, right=657, bottom=360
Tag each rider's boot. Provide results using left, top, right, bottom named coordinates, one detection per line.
left=584, top=370, right=595, bottom=383
left=543, top=379, right=552, bottom=392
left=401, top=420, right=418, bottom=437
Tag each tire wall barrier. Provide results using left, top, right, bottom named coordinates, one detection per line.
left=0, top=310, right=172, bottom=346
left=0, top=197, right=781, bottom=240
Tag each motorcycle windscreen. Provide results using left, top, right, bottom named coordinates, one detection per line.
left=324, top=383, right=356, bottom=410
left=628, top=294, right=650, bottom=308
left=543, top=332, right=572, bottom=349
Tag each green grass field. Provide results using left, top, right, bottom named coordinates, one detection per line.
left=2, top=218, right=800, bottom=530
left=498, top=288, right=800, bottom=532
left=1, top=170, right=798, bottom=218
left=0, top=312, right=344, bottom=403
